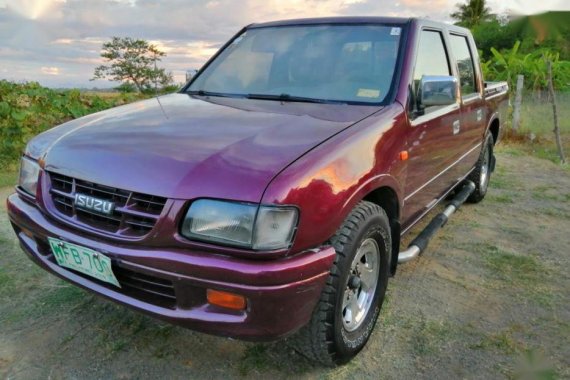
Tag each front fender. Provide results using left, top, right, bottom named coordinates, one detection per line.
left=261, top=104, right=407, bottom=253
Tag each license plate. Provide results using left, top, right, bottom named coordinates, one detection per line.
left=48, top=237, right=121, bottom=288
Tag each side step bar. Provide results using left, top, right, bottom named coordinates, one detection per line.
left=398, top=181, right=476, bottom=263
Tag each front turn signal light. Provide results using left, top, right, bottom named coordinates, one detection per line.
left=207, top=289, right=247, bottom=310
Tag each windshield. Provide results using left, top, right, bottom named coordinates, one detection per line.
left=187, top=24, right=403, bottom=104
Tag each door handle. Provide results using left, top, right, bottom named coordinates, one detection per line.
left=476, top=109, right=483, bottom=122
left=452, top=120, right=460, bottom=135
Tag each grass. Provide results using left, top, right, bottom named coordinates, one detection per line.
left=488, top=163, right=519, bottom=190
left=480, top=245, right=543, bottom=286
left=408, top=315, right=458, bottom=356
left=0, top=269, right=12, bottom=292
left=541, top=208, right=570, bottom=220
left=531, top=185, right=561, bottom=201
left=470, top=325, right=526, bottom=355
left=458, top=242, right=555, bottom=307
left=238, top=345, right=271, bottom=376
left=0, top=170, right=17, bottom=187
left=487, top=193, right=515, bottom=204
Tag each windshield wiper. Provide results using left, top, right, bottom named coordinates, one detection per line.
left=246, top=93, right=346, bottom=104
left=186, top=90, right=244, bottom=98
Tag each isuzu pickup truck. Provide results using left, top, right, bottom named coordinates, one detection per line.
left=7, top=17, right=508, bottom=365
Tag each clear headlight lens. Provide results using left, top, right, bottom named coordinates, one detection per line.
left=253, top=206, right=298, bottom=250
left=181, top=199, right=298, bottom=250
left=182, top=200, right=257, bottom=247
left=19, top=156, right=40, bottom=197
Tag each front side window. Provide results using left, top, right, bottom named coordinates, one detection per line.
left=449, top=34, right=478, bottom=97
left=412, top=30, right=451, bottom=113
left=188, top=25, right=403, bottom=104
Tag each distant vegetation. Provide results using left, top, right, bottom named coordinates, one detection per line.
left=0, top=80, right=146, bottom=169
left=451, top=5, right=570, bottom=93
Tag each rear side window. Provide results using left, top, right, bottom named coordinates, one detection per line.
left=449, top=34, right=477, bottom=96
left=412, top=30, right=451, bottom=113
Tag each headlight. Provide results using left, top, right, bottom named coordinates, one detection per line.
left=181, top=199, right=298, bottom=250
left=19, top=156, right=40, bottom=197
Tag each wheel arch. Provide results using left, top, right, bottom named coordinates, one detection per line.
left=362, top=185, right=401, bottom=276
left=487, top=115, right=500, bottom=145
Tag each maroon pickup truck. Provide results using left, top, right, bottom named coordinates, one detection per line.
left=8, top=17, right=508, bottom=365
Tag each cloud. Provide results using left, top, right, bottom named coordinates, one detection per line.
left=40, top=66, right=60, bottom=75
left=52, top=38, right=73, bottom=44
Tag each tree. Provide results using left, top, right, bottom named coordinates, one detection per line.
left=92, top=37, right=174, bottom=93
left=451, top=0, right=492, bottom=29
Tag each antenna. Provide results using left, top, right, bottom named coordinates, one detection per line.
left=154, top=51, right=168, bottom=119
left=154, top=57, right=158, bottom=96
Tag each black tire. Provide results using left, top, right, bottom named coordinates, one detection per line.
left=467, top=133, right=494, bottom=203
left=291, top=201, right=391, bottom=366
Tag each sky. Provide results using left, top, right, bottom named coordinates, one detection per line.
left=1, top=0, right=569, bottom=88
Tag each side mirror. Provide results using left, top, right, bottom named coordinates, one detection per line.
left=419, top=75, right=458, bottom=108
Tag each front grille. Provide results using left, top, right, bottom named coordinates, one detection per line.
left=114, top=266, right=176, bottom=309
left=49, top=172, right=167, bottom=237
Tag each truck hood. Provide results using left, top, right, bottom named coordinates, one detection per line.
left=28, top=93, right=379, bottom=201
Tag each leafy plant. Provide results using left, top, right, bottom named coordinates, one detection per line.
left=482, top=41, right=570, bottom=92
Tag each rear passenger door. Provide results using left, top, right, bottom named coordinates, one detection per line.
left=447, top=33, right=486, bottom=177
left=402, top=29, right=463, bottom=230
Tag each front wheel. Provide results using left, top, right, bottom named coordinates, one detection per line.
left=291, top=201, right=391, bottom=366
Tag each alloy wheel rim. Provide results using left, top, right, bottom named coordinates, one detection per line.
left=342, top=238, right=380, bottom=332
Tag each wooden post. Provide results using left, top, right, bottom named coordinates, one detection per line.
left=547, top=60, right=566, bottom=164
left=512, top=74, right=524, bottom=131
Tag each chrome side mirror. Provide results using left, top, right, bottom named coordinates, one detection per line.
left=419, top=75, right=458, bottom=108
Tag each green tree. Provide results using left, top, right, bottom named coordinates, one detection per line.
left=451, top=0, right=492, bottom=28
left=92, top=37, right=174, bottom=93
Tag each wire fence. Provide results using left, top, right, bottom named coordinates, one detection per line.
left=517, top=90, right=570, bottom=138
left=508, top=89, right=569, bottom=163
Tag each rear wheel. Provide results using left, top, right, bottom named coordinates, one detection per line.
left=467, top=133, right=494, bottom=203
left=291, top=201, right=391, bottom=366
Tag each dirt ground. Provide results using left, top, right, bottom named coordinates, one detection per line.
left=1, top=147, right=569, bottom=379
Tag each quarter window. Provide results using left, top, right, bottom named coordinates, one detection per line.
left=449, top=34, right=478, bottom=96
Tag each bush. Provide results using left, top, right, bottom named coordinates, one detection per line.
left=0, top=80, right=144, bottom=169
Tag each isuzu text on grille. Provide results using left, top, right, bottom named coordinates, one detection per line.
left=74, top=194, right=115, bottom=215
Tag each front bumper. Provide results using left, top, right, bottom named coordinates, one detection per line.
left=7, top=193, right=335, bottom=341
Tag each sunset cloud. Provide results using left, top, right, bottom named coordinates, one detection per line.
left=40, top=66, right=60, bottom=75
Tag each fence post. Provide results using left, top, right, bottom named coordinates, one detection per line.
left=512, top=75, right=524, bottom=131
left=547, top=61, right=566, bottom=164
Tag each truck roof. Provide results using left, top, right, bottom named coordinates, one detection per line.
left=249, top=16, right=470, bottom=35
left=250, top=16, right=412, bottom=28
